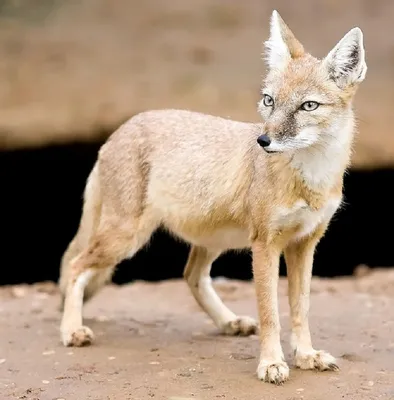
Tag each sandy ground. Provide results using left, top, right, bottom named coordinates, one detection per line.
left=1, top=269, right=393, bottom=400
left=0, top=0, right=394, bottom=168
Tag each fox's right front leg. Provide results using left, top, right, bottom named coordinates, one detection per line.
left=252, top=241, right=289, bottom=384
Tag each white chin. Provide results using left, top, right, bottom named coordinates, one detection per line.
left=264, top=148, right=283, bottom=154
left=263, top=142, right=289, bottom=153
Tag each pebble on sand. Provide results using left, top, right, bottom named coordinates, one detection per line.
left=42, top=350, right=55, bottom=356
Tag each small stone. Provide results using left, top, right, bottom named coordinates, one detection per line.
left=11, top=287, right=26, bottom=298
left=150, top=361, right=160, bottom=365
left=42, top=380, right=50, bottom=384
left=340, top=353, right=364, bottom=362
left=67, top=351, right=74, bottom=355
left=0, top=359, right=6, bottom=364
left=230, top=353, right=256, bottom=360
left=296, top=388, right=304, bottom=392
left=354, top=264, right=371, bottom=278
left=108, top=356, right=116, bottom=360
left=178, top=371, right=192, bottom=377
left=168, top=397, right=195, bottom=400
left=42, top=350, right=55, bottom=356
left=365, top=301, right=373, bottom=309
left=36, top=292, right=49, bottom=300
left=201, top=383, right=214, bottom=389
left=367, top=381, right=374, bottom=387
left=36, top=281, right=58, bottom=294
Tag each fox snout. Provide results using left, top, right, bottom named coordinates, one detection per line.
left=257, top=122, right=289, bottom=153
left=257, top=132, right=280, bottom=153
left=257, top=134, right=271, bottom=148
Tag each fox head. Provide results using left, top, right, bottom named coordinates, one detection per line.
left=257, top=10, right=367, bottom=153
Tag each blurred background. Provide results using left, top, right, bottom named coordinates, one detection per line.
left=1, top=0, right=394, bottom=285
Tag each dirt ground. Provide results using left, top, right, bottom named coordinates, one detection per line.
left=1, top=0, right=394, bottom=168
left=1, top=268, right=393, bottom=400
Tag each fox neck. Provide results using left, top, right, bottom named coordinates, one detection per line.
left=287, top=112, right=355, bottom=190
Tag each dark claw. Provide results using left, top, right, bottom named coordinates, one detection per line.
left=328, top=363, right=340, bottom=371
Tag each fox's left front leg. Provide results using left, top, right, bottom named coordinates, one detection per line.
left=284, top=226, right=339, bottom=372
left=252, top=241, right=289, bottom=384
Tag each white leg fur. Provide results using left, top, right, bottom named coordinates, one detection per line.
left=285, top=238, right=339, bottom=372
left=184, top=246, right=257, bottom=335
left=61, top=268, right=96, bottom=346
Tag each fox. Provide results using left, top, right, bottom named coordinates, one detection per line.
left=58, top=10, right=367, bottom=384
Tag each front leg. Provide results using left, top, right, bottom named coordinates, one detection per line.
left=252, top=241, right=289, bottom=384
left=284, top=227, right=339, bottom=372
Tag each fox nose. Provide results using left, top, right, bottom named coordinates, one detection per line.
left=257, top=135, right=271, bottom=148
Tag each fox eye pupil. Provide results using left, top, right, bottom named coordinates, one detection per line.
left=301, top=101, right=320, bottom=111
left=263, top=94, right=274, bottom=107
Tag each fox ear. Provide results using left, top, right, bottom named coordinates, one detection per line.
left=323, top=28, right=367, bottom=88
left=264, top=10, right=304, bottom=70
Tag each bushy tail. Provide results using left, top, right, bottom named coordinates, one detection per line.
left=58, top=162, right=112, bottom=308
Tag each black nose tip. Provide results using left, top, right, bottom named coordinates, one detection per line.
left=257, top=135, right=271, bottom=148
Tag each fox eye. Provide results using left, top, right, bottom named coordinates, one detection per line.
left=300, top=101, right=320, bottom=111
left=263, top=94, right=274, bottom=107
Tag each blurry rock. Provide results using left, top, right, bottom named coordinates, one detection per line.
left=354, top=264, right=371, bottom=278
left=35, top=281, right=58, bottom=295
left=11, top=286, right=27, bottom=298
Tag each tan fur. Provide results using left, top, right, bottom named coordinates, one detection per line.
left=58, top=10, right=367, bottom=384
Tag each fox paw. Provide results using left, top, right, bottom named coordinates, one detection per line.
left=222, top=316, right=258, bottom=336
left=295, top=349, right=339, bottom=371
left=257, top=360, right=289, bottom=385
left=61, top=326, right=94, bottom=347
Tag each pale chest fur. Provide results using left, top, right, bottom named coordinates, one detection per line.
left=272, top=197, right=342, bottom=241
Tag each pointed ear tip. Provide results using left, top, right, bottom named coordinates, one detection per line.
left=271, top=10, right=280, bottom=22
left=350, top=27, right=364, bottom=39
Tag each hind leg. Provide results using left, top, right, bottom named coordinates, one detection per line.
left=59, top=235, right=115, bottom=312
left=184, top=246, right=258, bottom=336
left=59, top=251, right=113, bottom=312
left=60, top=217, right=155, bottom=347
left=60, top=268, right=98, bottom=346
left=59, top=164, right=104, bottom=309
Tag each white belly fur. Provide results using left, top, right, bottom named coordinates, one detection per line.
left=176, top=226, right=250, bottom=250
left=274, top=198, right=341, bottom=241
left=162, top=198, right=341, bottom=251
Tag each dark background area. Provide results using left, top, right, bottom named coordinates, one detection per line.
left=1, top=140, right=394, bottom=285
